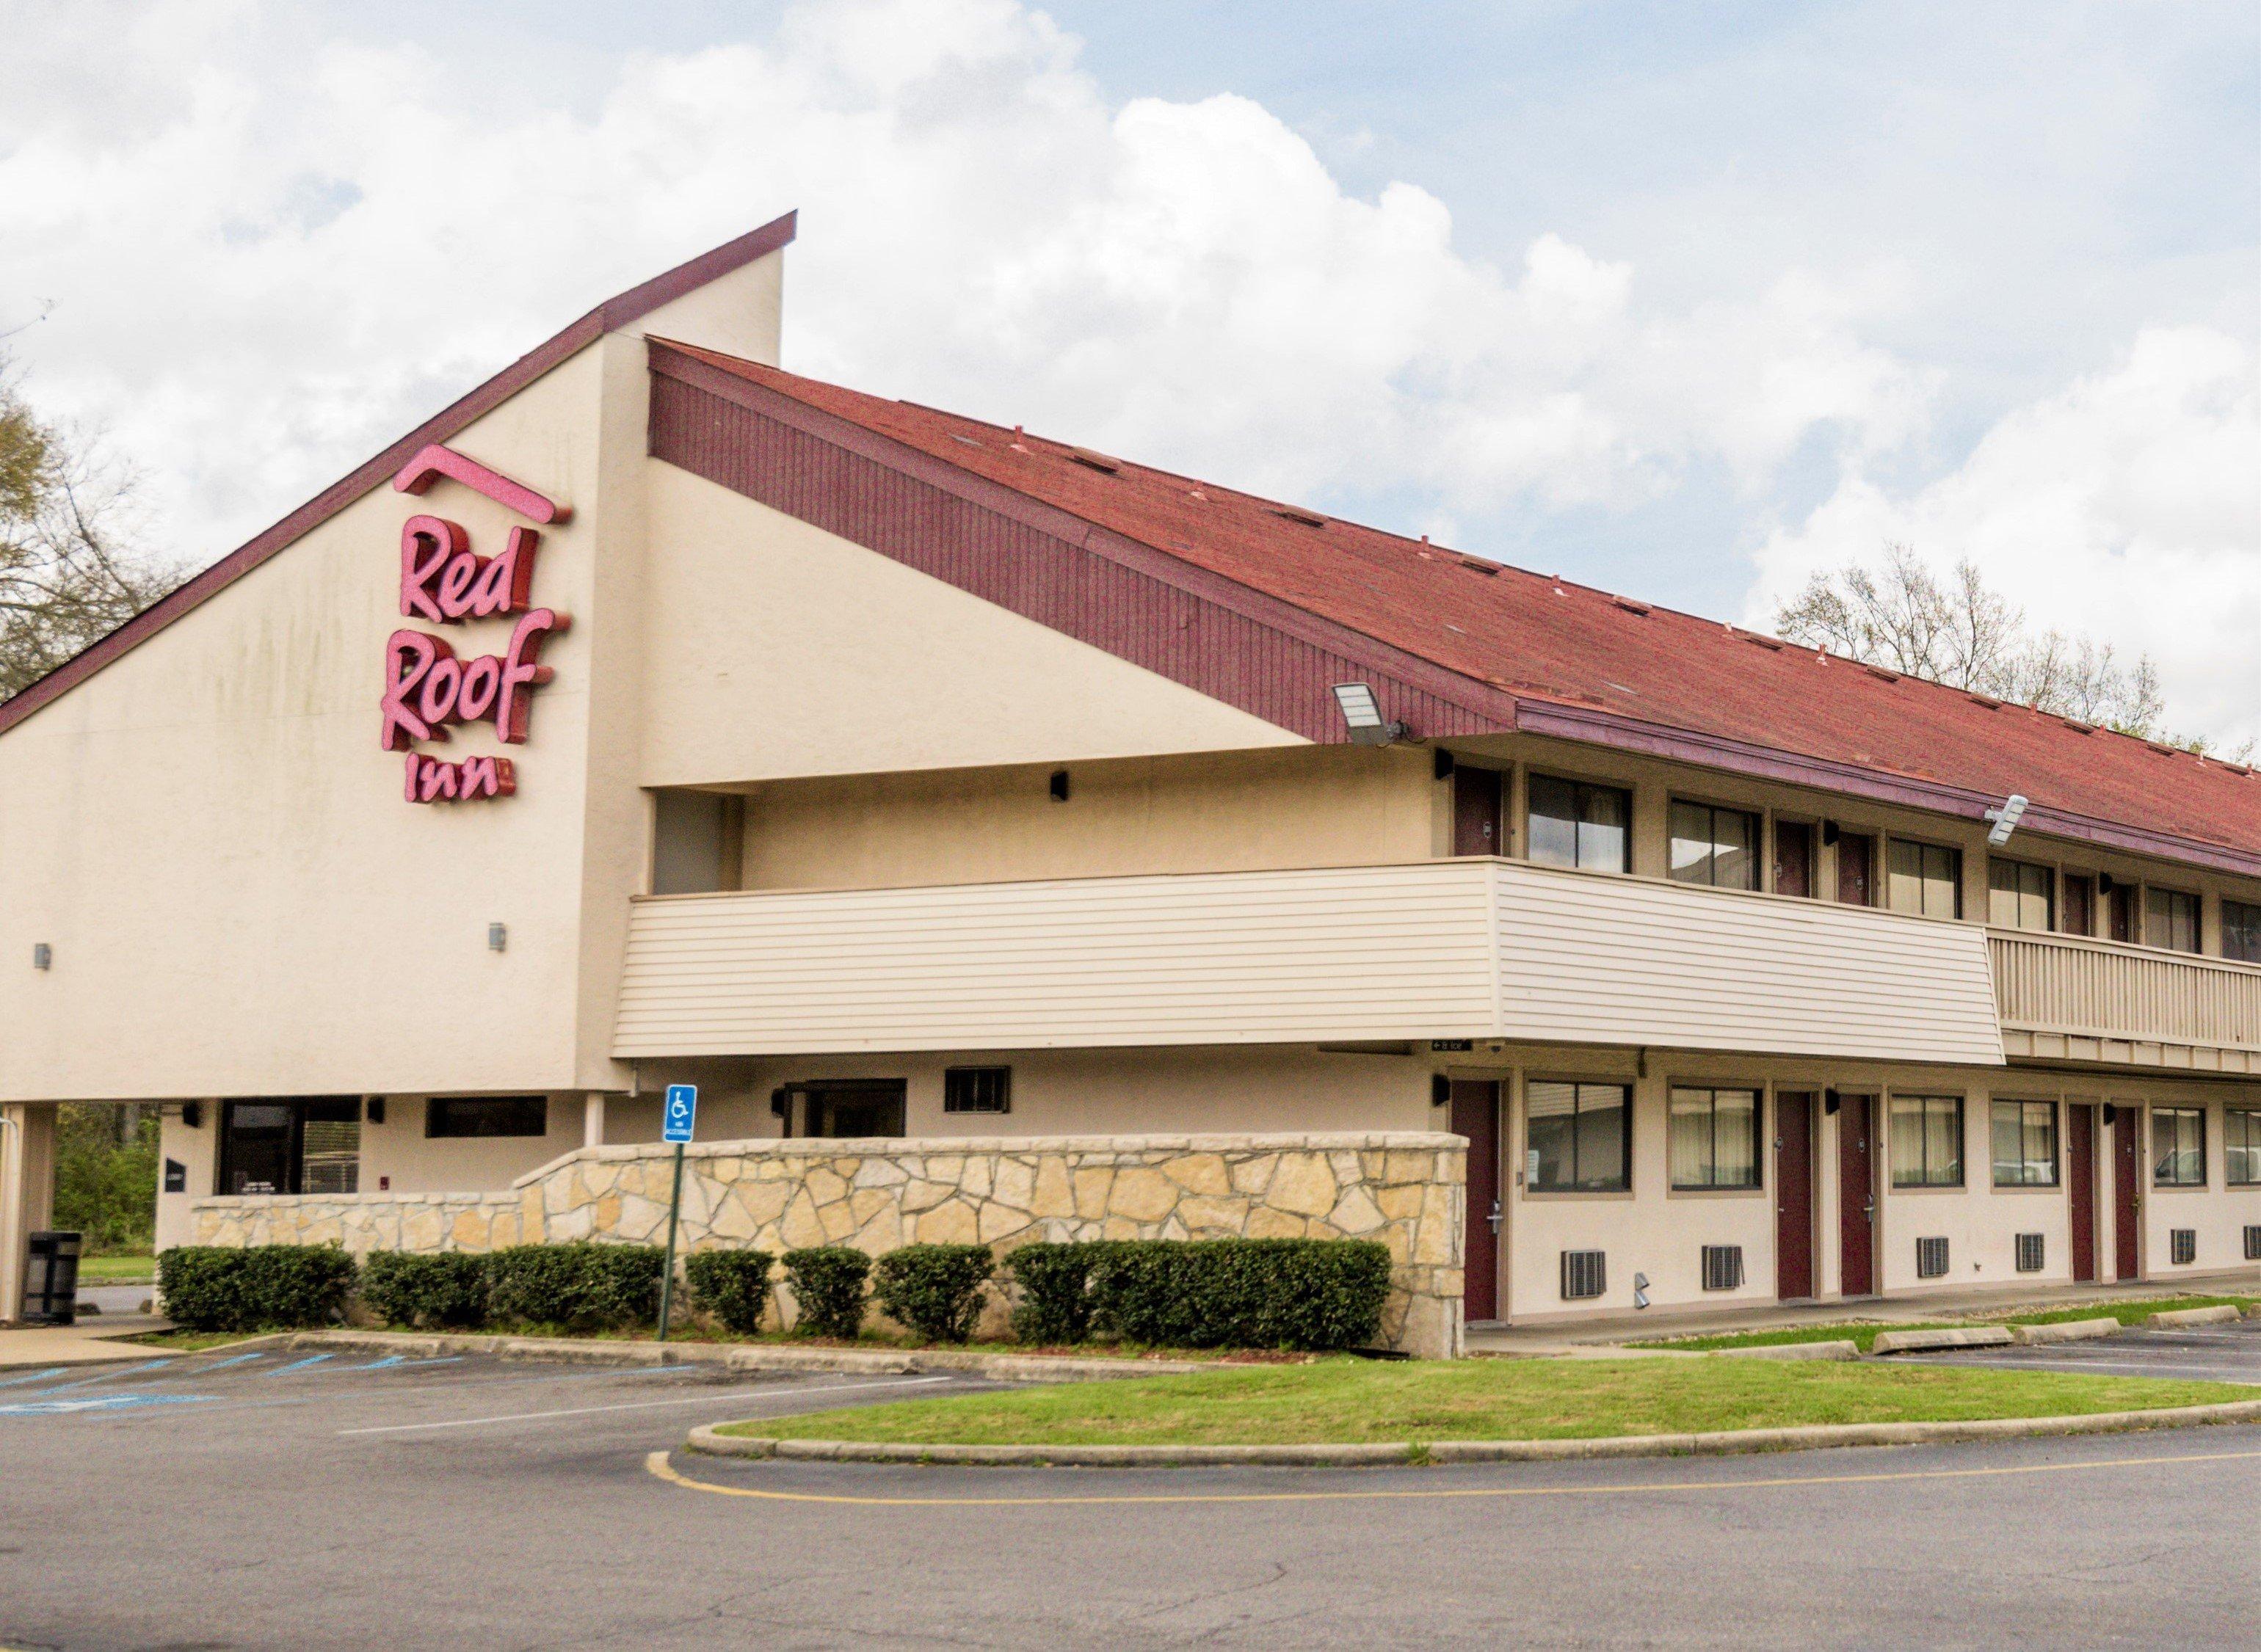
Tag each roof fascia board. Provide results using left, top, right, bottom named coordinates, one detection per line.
left=1517, top=697, right=2261, bottom=878
left=0, top=213, right=798, bottom=741
left=645, top=341, right=1521, bottom=735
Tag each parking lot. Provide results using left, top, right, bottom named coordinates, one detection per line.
left=1902, top=1317, right=2261, bottom=1383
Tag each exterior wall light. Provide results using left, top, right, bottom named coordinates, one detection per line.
left=488, top=923, right=507, bottom=953
left=1331, top=682, right=1406, bottom=746
left=1984, top=793, right=2029, bottom=846
left=32, top=943, right=51, bottom=970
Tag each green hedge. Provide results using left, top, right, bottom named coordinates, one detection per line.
left=1014, top=1238, right=1393, bottom=1351
left=359, top=1251, right=490, bottom=1330
left=783, top=1247, right=869, bottom=1340
left=683, top=1250, right=775, bottom=1336
left=157, top=1245, right=358, bottom=1332
left=484, top=1243, right=664, bottom=1332
left=873, top=1244, right=992, bottom=1344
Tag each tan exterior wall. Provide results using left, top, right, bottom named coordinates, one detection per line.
left=190, top=1130, right=1469, bottom=1357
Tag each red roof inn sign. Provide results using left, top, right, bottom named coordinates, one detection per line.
left=378, top=445, right=570, bottom=803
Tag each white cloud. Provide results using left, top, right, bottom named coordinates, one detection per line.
left=1749, top=325, right=2261, bottom=746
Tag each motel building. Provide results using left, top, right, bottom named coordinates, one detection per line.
left=2, top=211, right=2258, bottom=1356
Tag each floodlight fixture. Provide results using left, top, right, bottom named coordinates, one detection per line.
left=1984, top=793, right=2029, bottom=846
left=1331, top=682, right=1406, bottom=746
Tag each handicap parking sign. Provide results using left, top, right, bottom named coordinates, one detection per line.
left=664, top=1083, right=697, bottom=1143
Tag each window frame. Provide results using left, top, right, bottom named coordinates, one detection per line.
left=942, top=1066, right=1012, bottom=1116
left=1886, top=837, right=1964, bottom=920
left=1667, top=1085, right=1764, bottom=1191
left=1667, top=798, right=1763, bottom=892
left=1524, top=773, right=1634, bottom=875
left=2152, top=1106, right=2207, bottom=1188
left=2142, top=886, right=2202, bottom=955
left=1986, top=857, right=2055, bottom=932
left=2221, top=899, right=2261, bottom=965
left=2226, top=1107, right=2261, bottom=1188
left=1989, top=1098, right=2060, bottom=1188
left=1889, top=1093, right=1966, bottom=1189
left=424, top=1096, right=549, bottom=1140
left=1523, top=1079, right=1633, bottom=1195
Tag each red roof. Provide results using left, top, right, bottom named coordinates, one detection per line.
left=669, top=342, right=2261, bottom=871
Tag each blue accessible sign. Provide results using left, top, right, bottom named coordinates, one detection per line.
left=663, top=1082, right=698, bottom=1144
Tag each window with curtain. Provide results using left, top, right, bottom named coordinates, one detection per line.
left=1987, top=859, right=2055, bottom=931
left=1669, top=1087, right=1761, bottom=1189
left=1990, top=1099, right=2058, bottom=1187
left=1890, top=1094, right=1964, bottom=1187
left=1525, top=1081, right=1630, bottom=1192
left=1669, top=801, right=1760, bottom=890
left=2152, top=1107, right=2206, bottom=1187
left=1887, top=840, right=1962, bottom=919
left=2144, top=888, right=2200, bottom=954
left=1526, top=776, right=1631, bottom=873
left=2227, top=1109, right=2260, bottom=1187
left=2225, top=900, right=2261, bottom=964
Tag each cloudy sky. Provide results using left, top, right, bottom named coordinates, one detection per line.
left=5, top=0, right=2257, bottom=742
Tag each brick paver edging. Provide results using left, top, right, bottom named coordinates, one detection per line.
left=685, top=1397, right=2261, bottom=1468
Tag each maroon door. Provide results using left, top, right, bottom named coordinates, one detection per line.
left=1775, top=823, right=1815, bottom=898
left=1776, top=1091, right=1816, bottom=1299
left=1837, top=834, right=1874, bottom=907
left=2113, top=1105, right=2142, bottom=1280
left=2067, top=1103, right=2097, bottom=1282
left=1454, top=768, right=1503, bottom=856
left=1451, top=1080, right=1501, bottom=1321
left=2108, top=885, right=2135, bottom=943
left=1837, top=1094, right=1876, bottom=1296
left=2063, top=876, right=2094, bottom=939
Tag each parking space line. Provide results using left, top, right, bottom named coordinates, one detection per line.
left=0, top=1392, right=214, bottom=1419
left=260, top=1354, right=336, bottom=1378
left=338, top=1375, right=954, bottom=1436
left=26, top=1360, right=175, bottom=1394
left=191, top=1352, right=270, bottom=1374
left=0, top=1368, right=68, bottom=1389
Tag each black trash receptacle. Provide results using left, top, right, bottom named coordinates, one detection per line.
left=23, top=1231, right=82, bottom=1326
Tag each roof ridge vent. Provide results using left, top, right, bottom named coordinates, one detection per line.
left=1862, top=664, right=1901, bottom=683
left=1967, top=691, right=2002, bottom=708
left=1741, top=633, right=1785, bottom=652
left=1459, top=557, right=1499, bottom=576
left=1067, top=446, right=1120, bottom=474
left=1273, top=505, right=1327, bottom=528
left=1611, top=596, right=1651, bottom=616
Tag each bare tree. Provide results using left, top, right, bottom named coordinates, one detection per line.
left=1, top=362, right=184, bottom=701
left=1775, top=544, right=2240, bottom=757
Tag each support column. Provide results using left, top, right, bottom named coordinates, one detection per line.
left=583, top=1092, right=607, bottom=1150
left=0, top=1103, right=59, bottom=1325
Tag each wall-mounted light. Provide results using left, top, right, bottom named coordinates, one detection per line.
left=2097, top=872, right=2116, bottom=895
left=1049, top=768, right=1070, bottom=803
left=1433, top=749, right=1456, bottom=781
left=1331, top=682, right=1407, bottom=746
left=487, top=922, right=507, bottom=953
left=2102, top=1103, right=2118, bottom=1127
left=32, top=943, right=51, bottom=971
left=1821, top=820, right=1840, bottom=847
left=1824, top=1089, right=1841, bottom=1116
left=366, top=1097, right=386, bottom=1125
left=1431, top=1075, right=1451, bottom=1107
left=181, top=1101, right=203, bottom=1129
left=1984, top=793, right=2030, bottom=846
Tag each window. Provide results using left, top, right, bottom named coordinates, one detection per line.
left=426, top=1096, right=548, bottom=1138
left=1527, top=776, right=1631, bottom=873
left=2223, top=900, right=2261, bottom=965
left=1990, top=1099, right=2059, bottom=1187
left=1669, top=1087, right=1761, bottom=1189
left=1887, top=840, right=1961, bottom=919
left=1526, top=1081, right=1630, bottom=1192
left=2144, top=887, right=2200, bottom=954
left=2152, top=1107, right=2206, bottom=1187
left=1669, top=801, right=1760, bottom=890
left=1987, top=859, right=2055, bottom=931
left=943, top=1066, right=1012, bottom=1115
left=1890, top=1094, right=1964, bottom=1187
left=2229, top=1108, right=2261, bottom=1187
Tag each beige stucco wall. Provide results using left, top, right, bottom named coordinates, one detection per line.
left=190, top=1130, right=1469, bottom=1357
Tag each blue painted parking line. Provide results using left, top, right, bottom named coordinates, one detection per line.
left=26, top=1359, right=175, bottom=1394
left=0, top=1367, right=68, bottom=1389
left=0, top=1391, right=213, bottom=1419
left=260, top=1354, right=335, bottom=1378
left=192, top=1352, right=270, bottom=1374
left=354, top=1355, right=465, bottom=1371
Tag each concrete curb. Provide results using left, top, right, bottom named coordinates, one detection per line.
left=686, top=1397, right=2261, bottom=1469
left=2010, top=1318, right=2122, bottom=1345
left=1714, top=1339, right=1859, bottom=1362
left=1870, top=1326, right=2015, bottom=1356
left=2149, top=1305, right=2242, bottom=1328
left=279, top=1328, right=1211, bottom=1381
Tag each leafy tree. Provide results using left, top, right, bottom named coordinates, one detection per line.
left=1, top=360, right=183, bottom=701
left=52, top=1105, right=160, bottom=1253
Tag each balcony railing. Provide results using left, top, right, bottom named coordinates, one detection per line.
left=614, top=859, right=2004, bottom=1066
left=1989, top=928, right=2261, bottom=1072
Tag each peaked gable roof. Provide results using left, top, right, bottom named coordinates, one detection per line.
left=0, top=212, right=797, bottom=741
left=650, top=339, right=2261, bottom=877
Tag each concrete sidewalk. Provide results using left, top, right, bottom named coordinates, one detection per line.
left=1466, top=1276, right=2260, bottom=1356
left=0, top=1314, right=172, bottom=1367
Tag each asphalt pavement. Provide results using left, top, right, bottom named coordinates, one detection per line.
left=3, top=1344, right=2258, bottom=1649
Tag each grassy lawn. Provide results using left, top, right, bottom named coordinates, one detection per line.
left=126, top=1330, right=264, bottom=1351
left=1630, top=1295, right=2258, bottom=1354
left=722, top=1358, right=2249, bottom=1447
left=77, top=1252, right=156, bottom=1284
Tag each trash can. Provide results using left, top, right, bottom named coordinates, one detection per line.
left=23, top=1231, right=81, bottom=1327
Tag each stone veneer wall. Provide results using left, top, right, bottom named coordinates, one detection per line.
left=191, top=1132, right=1467, bottom=1356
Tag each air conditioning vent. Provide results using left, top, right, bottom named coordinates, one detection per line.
left=1560, top=1250, right=1607, bottom=1301
left=2246, top=1225, right=2261, bottom=1262
left=1915, top=1237, right=1950, bottom=1280
left=1701, top=1245, right=1744, bottom=1292
left=2015, top=1233, right=2045, bottom=1273
left=2171, top=1229, right=2196, bottom=1265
